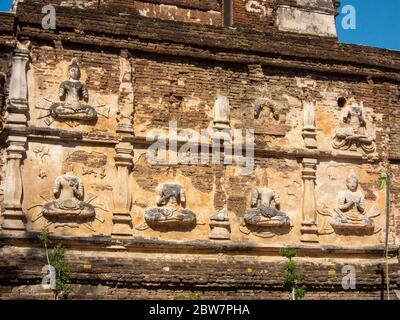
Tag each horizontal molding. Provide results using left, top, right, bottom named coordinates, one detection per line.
left=0, top=233, right=398, bottom=258
left=0, top=126, right=383, bottom=164
left=14, top=2, right=400, bottom=77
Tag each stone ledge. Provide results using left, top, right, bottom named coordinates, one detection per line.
left=0, top=126, right=119, bottom=145
left=0, top=233, right=398, bottom=258
left=1, top=128, right=383, bottom=163
left=130, top=136, right=383, bottom=163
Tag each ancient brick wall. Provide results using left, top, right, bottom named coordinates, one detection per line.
left=133, top=1, right=222, bottom=25
left=12, top=0, right=338, bottom=31
left=233, top=0, right=276, bottom=30
left=30, top=0, right=223, bottom=25
left=0, top=1, right=399, bottom=299
left=1, top=241, right=399, bottom=300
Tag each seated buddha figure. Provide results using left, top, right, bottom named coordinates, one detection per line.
left=331, top=173, right=374, bottom=230
left=244, top=187, right=290, bottom=227
left=50, top=58, right=97, bottom=122
left=42, top=170, right=95, bottom=221
left=332, top=100, right=375, bottom=152
left=145, top=184, right=196, bottom=227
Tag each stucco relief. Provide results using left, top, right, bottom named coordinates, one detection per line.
left=315, top=161, right=384, bottom=242
left=138, top=183, right=197, bottom=231
left=318, top=172, right=381, bottom=236
left=30, top=168, right=106, bottom=231
left=332, top=99, right=376, bottom=153
left=251, top=85, right=292, bottom=139
left=23, top=144, right=113, bottom=233
left=117, top=55, right=134, bottom=133
left=240, top=181, right=291, bottom=238
left=254, top=90, right=289, bottom=128
left=35, top=58, right=112, bottom=128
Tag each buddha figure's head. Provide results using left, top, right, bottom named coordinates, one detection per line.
left=68, top=58, right=81, bottom=81
left=346, top=173, right=359, bottom=192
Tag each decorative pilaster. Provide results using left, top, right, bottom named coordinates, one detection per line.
left=112, top=142, right=134, bottom=237
left=0, top=72, right=5, bottom=110
left=300, top=158, right=319, bottom=242
left=1, top=41, right=30, bottom=232
left=117, top=52, right=134, bottom=134
left=213, top=94, right=231, bottom=141
left=302, top=101, right=317, bottom=148
left=112, top=50, right=135, bottom=237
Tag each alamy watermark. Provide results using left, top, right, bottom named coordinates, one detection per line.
left=41, top=264, right=56, bottom=290
left=41, top=4, right=56, bottom=30
left=342, top=265, right=356, bottom=290
left=341, top=5, right=357, bottom=30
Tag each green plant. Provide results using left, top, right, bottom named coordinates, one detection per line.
left=39, top=228, right=51, bottom=266
left=171, top=291, right=202, bottom=300
left=236, top=38, right=251, bottom=49
left=50, top=245, right=71, bottom=299
left=281, top=248, right=306, bottom=300
left=379, top=171, right=391, bottom=300
left=38, top=228, right=71, bottom=300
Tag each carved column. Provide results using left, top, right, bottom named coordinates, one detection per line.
left=112, top=51, right=135, bottom=237
left=302, top=101, right=317, bottom=148
left=2, top=42, right=30, bottom=231
left=0, top=72, right=5, bottom=111
left=2, top=137, right=26, bottom=231
left=300, top=158, right=319, bottom=242
left=112, top=142, right=134, bottom=237
left=117, top=52, right=134, bottom=134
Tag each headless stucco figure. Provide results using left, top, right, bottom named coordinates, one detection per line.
left=332, top=101, right=375, bottom=152
left=145, top=184, right=196, bottom=227
left=331, top=173, right=373, bottom=230
left=50, top=58, right=97, bottom=122
left=244, top=187, right=290, bottom=227
left=42, top=170, right=95, bottom=221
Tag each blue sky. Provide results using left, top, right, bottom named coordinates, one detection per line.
left=337, top=0, right=400, bottom=51
left=0, top=0, right=399, bottom=51
left=0, top=0, right=12, bottom=13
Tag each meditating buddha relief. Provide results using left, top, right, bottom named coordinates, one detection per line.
left=29, top=164, right=105, bottom=231
left=36, top=58, right=109, bottom=127
left=50, top=58, right=97, bottom=122
left=240, top=173, right=291, bottom=238
left=137, top=183, right=197, bottom=231
left=332, top=98, right=376, bottom=153
left=42, top=171, right=95, bottom=220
